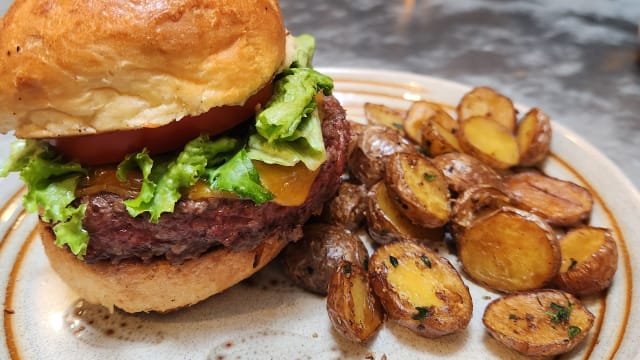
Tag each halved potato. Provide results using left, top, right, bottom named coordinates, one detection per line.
left=421, top=110, right=462, bottom=157
left=516, top=108, right=552, bottom=166
left=366, top=181, right=444, bottom=245
left=457, top=207, right=560, bottom=292
left=368, top=241, right=472, bottom=337
left=348, top=125, right=417, bottom=188
left=403, top=100, right=442, bottom=144
left=552, top=227, right=618, bottom=296
left=432, top=152, right=503, bottom=195
left=504, top=171, right=593, bottom=227
left=457, top=116, right=520, bottom=169
left=457, top=87, right=517, bottom=132
left=364, top=102, right=406, bottom=131
left=384, top=152, right=451, bottom=228
left=483, top=289, right=594, bottom=356
left=321, top=181, right=368, bottom=231
left=327, top=261, right=384, bottom=343
left=450, top=185, right=513, bottom=238
left=347, top=121, right=368, bottom=156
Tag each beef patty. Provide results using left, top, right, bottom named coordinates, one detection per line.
left=49, top=96, right=350, bottom=264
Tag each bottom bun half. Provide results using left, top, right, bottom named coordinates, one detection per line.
left=39, top=222, right=288, bottom=313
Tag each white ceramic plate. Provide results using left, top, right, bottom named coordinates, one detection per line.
left=1, top=68, right=639, bottom=360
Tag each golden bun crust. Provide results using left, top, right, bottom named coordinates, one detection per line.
left=40, top=223, right=288, bottom=313
left=0, top=0, right=285, bottom=138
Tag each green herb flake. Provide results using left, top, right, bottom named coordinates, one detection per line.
left=568, top=325, right=581, bottom=339
left=363, top=258, right=369, bottom=271
left=392, top=122, right=403, bottom=129
left=412, top=306, right=430, bottom=321
left=423, top=172, right=437, bottom=181
left=546, top=302, right=572, bottom=324
left=389, top=255, right=399, bottom=268
left=421, top=255, right=432, bottom=268
left=568, top=258, right=578, bottom=271
left=508, top=314, right=518, bottom=320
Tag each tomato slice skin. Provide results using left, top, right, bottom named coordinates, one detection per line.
left=50, top=83, right=274, bottom=165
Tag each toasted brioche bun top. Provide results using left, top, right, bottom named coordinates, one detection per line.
left=0, top=0, right=286, bottom=138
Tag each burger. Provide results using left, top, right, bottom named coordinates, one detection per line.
left=0, top=0, right=350, bottom=313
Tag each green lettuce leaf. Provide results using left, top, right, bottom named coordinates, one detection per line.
left=205, top=149, right=274, bottom=204
left=0, top=140, right=88, bottom=258
left=292, top=34, right=316, bottom=68
left=119, top=135, right=239, bottom=222
left=247, top=108, right=326, bottom=170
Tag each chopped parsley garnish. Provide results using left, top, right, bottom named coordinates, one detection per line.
left=421, top=255, right=432, bottom=268
left=342, top=263, right=352, bottom=275
left=412, top=306, right=430, bottom=320
left=568, top=258, right=578, bottom=270
left=423, top=172, right=437, bottom=181
left=546, top=302, right=572, bottom=324
left=508, top=314, right=518, bottom=320
left=568, top=325, right=581, bottom=339
left=392, top=122, right=403, bottom=129
left=389, top=255, right=399, bottom=268
left=363, top=257, right=369, bottom=271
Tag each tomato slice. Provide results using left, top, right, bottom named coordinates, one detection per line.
left=50, top=83, right=274, bottom=165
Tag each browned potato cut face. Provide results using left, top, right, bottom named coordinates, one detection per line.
left=384, top=152, right=451, bottom=228
left=504, top=171, right=593, bottom=227
left=321, top=182, right=368, bottom=231
left=283, top=223, right=369, bottom=295
left=457, top=87, right=517, bottom=132
left=458, top=207, right=560, bottom=292
left=432, top=152, right=503, bottom=195
left=348, top=125, right=417, bottom=187
left=327, top=261, right=384, bottom=343
left=364, top=102, right=406, bottom=131
left=366, top=181, right=443, bottom=245
left=516, top=108, right=552, bottom=166
left=483, top=289, right=594, bottom=356
left=403, top=100, right=442, bottom=144
left=421, top=111, right=462, bottom=157
left=458, top=116, right=520, bottom=169
left=347, top=121, right=367, bottom=156
left=450, top=185, right=512, bottom=237
left=553, top=227, right=618, bottom=296
left=369, top=241, right=473, bottom=337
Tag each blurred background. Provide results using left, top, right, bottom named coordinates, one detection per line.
left=279, top=0, right=640, bottom=187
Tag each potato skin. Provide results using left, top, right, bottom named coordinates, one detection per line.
left=552, top=227, right=618, bottom=296
left=326, top=261, right=384, bottom=343
left=321, top=181, right=368, bottom=232
left=348, top=125, right=417, bottom=188
left=282, top=223, right=368, bottom=295
left=432, top=152, right=503, bottom=195
left=504, top=171, right=593, bottom=227
left=368, top=241, right=472, bottom=338
left=450, top=185, right=513, bottom=238
left=483, top=289, right=594, bottom=356
left=457, top=86, right=517, bottom=132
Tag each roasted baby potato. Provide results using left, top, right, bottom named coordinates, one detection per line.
left=457, top=116, right=520, bottom=169
left=421, top=110, right=462, bottom=157
left=347, top=121, right=368, bottom=155
left=283, top=223, right=369, bottom=295
left=516, top=108, right=552, bottom=166
left=368, top=241, right=472, bottom=337
left=504, top=171, right=593, bottom=227
left=366, top=181, right=444, bottom=245
left=384, top=152, right=451, bottom=228
left=432, top=152, right=503, bottom=195
left=457, top=87, right=517, bottom=132
left=483, top=289, right=594, bottom=356
left=457, top=207, right=560, bottom=292
left=322, top=181, right=368, bottom=231
left=450, top=185, right=513, bottom=238
left=327, top=261, right=384, bottom=343
left=348, top=125, right=416, bottom=187
left=364, top=102, right=406, bottom=131
left=403, top=100, right=442, bottom=144
left=553, top=227, right=618, bottom=296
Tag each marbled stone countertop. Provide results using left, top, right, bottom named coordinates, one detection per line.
left=281, top=0, right=640, bottom=189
